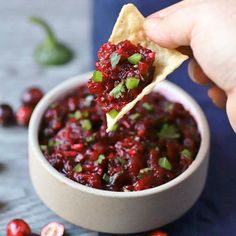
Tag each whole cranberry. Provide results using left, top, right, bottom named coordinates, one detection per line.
left=41, top=222, right=64, bottom=236
left=21, top=87, right=43, bottom=108
left=16, top=105, right=33, bottom=126
left=0, top=104, right=15, bottom=126
left=7, top=219, right=31, bottom=236
left=149, top=230, right=168, bottom=236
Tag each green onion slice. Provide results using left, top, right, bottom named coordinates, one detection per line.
left=142, top=102, right=153, bottom=112
left=128, top=53, right=142, bottom=65
left=125, top=77, right=140, bottom=90
left=81, top=119, right=92, bottom=131
left=74, top=163, right=83, bottom=172
left=109, top=81, right=125, bottom=99
left=158, top=157, right=172, bottom=170
left=108, top=109, right=119, bottom=119
left=102, top=173, right=110, bottom=183
left=181, top=149, right=192, bottom=159
left=110, top=52, right=121, bottom=69
left=93, top=70, right=103, bottom=82
left=157, top=124, right=180, bottom=139
left=94, top=154, right=106, bottom=165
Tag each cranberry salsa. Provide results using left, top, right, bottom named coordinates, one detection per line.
left=39, top=84, right=201, bottom=192
left=87, top=40, right=155, bottom=116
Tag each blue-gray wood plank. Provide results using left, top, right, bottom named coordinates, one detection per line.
left=0, top=1, right=97, bottom=235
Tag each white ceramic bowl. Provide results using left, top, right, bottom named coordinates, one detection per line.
left=29, top=72, right=210, bottom=234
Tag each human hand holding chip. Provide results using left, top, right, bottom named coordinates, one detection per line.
left=87, top=4, right=188, bottom=132
left=144, top=0, right=236, bottom=132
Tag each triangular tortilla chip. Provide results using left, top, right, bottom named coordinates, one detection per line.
left=106, top=3, right=188, bottom=132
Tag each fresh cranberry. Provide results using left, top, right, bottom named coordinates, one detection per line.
left=0, top=104, right=15, bottom=126
left=16, top=105, right=33, bottom=126
left=7, top=219, right=31, bottom=236
left=21, top=87, right=44, bottom=108
left=40, top=222, right=64, bottom=236
left=29, top=234, right=39, bottom=236
left=149, top=230, right=168, bottom=236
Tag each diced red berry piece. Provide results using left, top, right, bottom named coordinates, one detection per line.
left=40, top=222, right=64, bottom=236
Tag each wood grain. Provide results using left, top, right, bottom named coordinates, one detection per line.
left=0, top=1, right=98, bottom=235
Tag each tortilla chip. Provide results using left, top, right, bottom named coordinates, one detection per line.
left=106, top=3, right=188, bottom=132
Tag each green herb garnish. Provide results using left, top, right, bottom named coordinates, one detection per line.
left=81, top=119, right=92, bottom=131
left=157, top=124, right=180, bottom=139
left=142, top=102, right=153, bottom=112
left=117, top=157, right=127, bottom=165
left=94, top=154, right=106, bottom=165
left=181, top=149, right=192, bottom=159
left=93, top=70, right=103, bottom=82
left=30, top=16, right=73, bottom=66
left=108, top=109, right=119, bottom=119
left=110, top=52, right=121, bottom=69
left=109, top=81, right=125, bottom=99
left=130, top=112, right=140, bottom=121
left=75, top=111, right=82, bottom=120
left=158, top=157, right=172, bottom=170
left=125, top=77, right=140, bottom=90
left=102, top=173, right=110, bottom=183
left=128, top=53, right=142, bottom=65
left=82, top=111, right=89, bottom=118
left=74, top=163, right=83, bottom=173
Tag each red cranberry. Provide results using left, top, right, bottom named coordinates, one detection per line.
left=7, top=219, right=31, bottom=236
left=0, top=104, right=14, bottom=126
left=149, top=230, right=168, bottom=236
left=41, top=222, right=64, bottom=236
left=16, top=105, right=33, bottom=126
left=21, top=87, right=43, bottom=108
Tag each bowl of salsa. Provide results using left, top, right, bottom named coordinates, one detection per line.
left=28, top=72, right=210, bottom=234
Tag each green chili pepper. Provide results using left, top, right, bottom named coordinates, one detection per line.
left=30, top=16, right=73, bottom=66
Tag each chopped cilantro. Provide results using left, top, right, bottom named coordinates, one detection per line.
left=110, top=52, right=121, bottom=69
left=94, top=154, right=106, bottom=165
left=157, top=124, right=180, bottom=139
left=181, top=149, right=192, bottom=159
left=102, top=173, right=110, bottom=183
left=109, top=81, right=125, bottom=99
left=158, top=157, right=172, bottom=170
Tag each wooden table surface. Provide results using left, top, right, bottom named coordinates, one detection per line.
left=0, top=1, right=98, bottom=235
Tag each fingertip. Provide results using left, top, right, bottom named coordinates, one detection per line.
left=188, top=59, right=212, bottom=85
left=144, top=18, right=177, bottom=48
left=208, top=86, right=227, bottom=109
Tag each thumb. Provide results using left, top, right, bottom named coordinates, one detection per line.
left=144, top=5, right=198, bottom=49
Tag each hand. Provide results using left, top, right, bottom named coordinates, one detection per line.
left=144, top=0, right=236, bottom=132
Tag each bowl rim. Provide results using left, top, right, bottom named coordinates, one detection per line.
left=29, top=71, right=210, bottom=198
